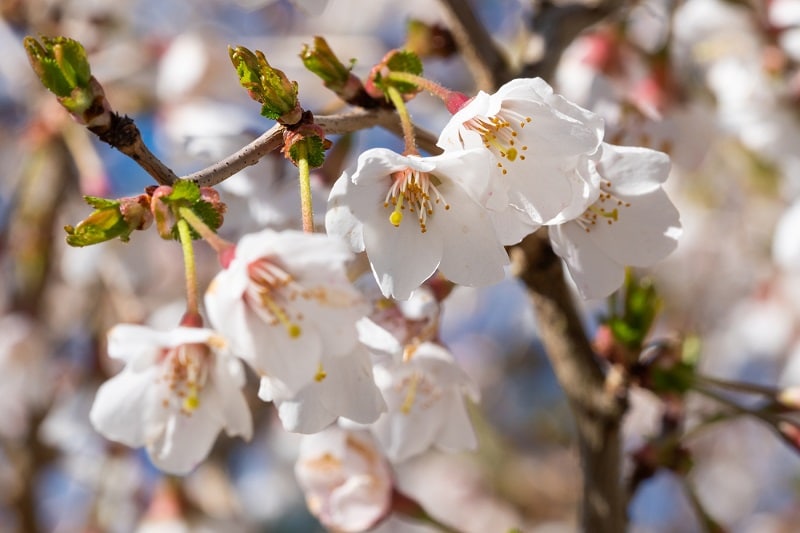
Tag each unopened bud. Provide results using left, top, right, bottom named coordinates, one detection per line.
left=229, top=46, right=302, bottom=124
left=65, top=194, right=152, bottom=247
left=24, top=35, right=112, bottom=127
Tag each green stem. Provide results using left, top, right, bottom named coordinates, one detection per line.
left=385, top=71, right=469, bottom=113
left=176, top=217, right=198, bottom=316
left=385, top=85, right=417, bottom=155
left=295, top=142, right=315, bottom=233
left=386, top=71, right=455, bottom=102
left=178, top=206, right=232, bottom=254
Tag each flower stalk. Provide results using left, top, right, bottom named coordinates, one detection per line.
left=385, top=70, right=470, bottom=114
left=178, top=206, right=234, bottom=262
left=384, top=85, right=417, bottom=155
left=176, top=217, right=199, bottom=317
left=294, top=141, right=315, bottom=233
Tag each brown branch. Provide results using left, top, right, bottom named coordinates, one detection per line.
left=436, top=0, right=513, bottom=90
left=510, top=232, right=628, bottom=533
left=91, top=113, right=178, bottom=186
left=184, top=108, right=441, bottom=188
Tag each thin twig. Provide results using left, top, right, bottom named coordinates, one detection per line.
left=183, top=108, right=441, bottom=188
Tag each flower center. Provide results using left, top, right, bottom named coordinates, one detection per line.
left=384, top=167, right=449, bottom=233
left=575, top=178, right=631, bottom=232
left=246, top=258, right=303, bottom=338
left=158, top=342, right=211, bottom=415
left=464, top=110, right=530, bottom=175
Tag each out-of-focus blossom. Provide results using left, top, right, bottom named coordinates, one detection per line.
left=295, top=425, right=392, bottom=532
left=89, top=325, right=252, bottom=474
left=259, top=345, right=386, bottom=434
left=326, top=148, right=510, bottom=300
left=437, top=77, right=604, bottom=227
left=205, top=229, right=368, bottom=396
left=549, top=143, right=681, bottom=299
left=0, top=314, right=52, bottom=439
left=359, top=320, right=479, bottom=463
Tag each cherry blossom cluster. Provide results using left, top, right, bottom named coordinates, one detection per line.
left=88, top=76, right=681, bottom=531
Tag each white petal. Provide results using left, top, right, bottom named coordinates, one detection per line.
left=326, top=172, right=366, bottom=253
left=89, top=368, right=155, bottom=447
left=212, top=356, right=253, bottom=440
left=362, top=214, right=443, bottom=300
left=550, top=222, right=627, bottom=299
left=597, top=144, right=671, bottom=196
left=147, top=406, right=220, bottom=474
left=432, top=392, right=478, bottom=453
left=585, top=187, right=681, bottom=267
left=435, top=184, right=509, bottom=288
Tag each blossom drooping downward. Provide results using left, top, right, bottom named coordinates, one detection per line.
left=326, top=148, right=512, bottom=300
left=438, top=77, right=605, bottom=227
left=205, top=229, right=368, bottom=397
left=295, top=425, right=392, bottom=532
left=549, top=143, right=682, bottom=299
left=89, top=325, right=252, bottom=474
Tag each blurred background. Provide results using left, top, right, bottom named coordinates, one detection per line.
left=2, top=0, right=800, bottom=531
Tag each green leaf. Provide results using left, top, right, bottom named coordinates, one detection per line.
left=384, top=50, right=423, bottom=94
left=289, top=135, right=326, bottom=169
left=24, top=36, right=92, bottom=98
left=64, top=198, right=131, bottom=247
left=164, top=179, right=201, bottom=204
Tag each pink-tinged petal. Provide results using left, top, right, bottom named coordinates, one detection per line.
left=550, top=223, right=627, bottom=300
left=437, top=91, right=494, bottom=151
left=89, top=368, right=156, bottom=447
left=362, top=217, right=443, bottom=300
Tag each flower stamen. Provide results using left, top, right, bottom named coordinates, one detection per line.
left=575, top=179, right=632, bottom=233
left=384, top=168, right=449, bottom=233
left=464, top=111, right=531, bottom=175
left=246, top=259, right=304, bottom=338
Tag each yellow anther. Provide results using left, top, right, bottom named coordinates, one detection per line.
left=314, top=362, right=327, bottom=382
left=183, top=391, right=200, bottom=412
left=260, top=291, right=302, bottom=338
left=400, top=373, right=420, bottom=415
left=390, top=210, right=403, bottom=226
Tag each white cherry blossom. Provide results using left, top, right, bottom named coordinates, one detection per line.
left=295, top=425, right=392, bottom=532
left=258, top=345, right=386, bottom=434
left=437, top=77, right=604, bottom=227
left=204, top=229, right=368, bottom=396
left=326, top=147, right=513, bottom=300
left=549, top=143, right=682, bottom=299
left=357, top=319, right=479, bottom=463
left=89, top=325, right=252, bottom=475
